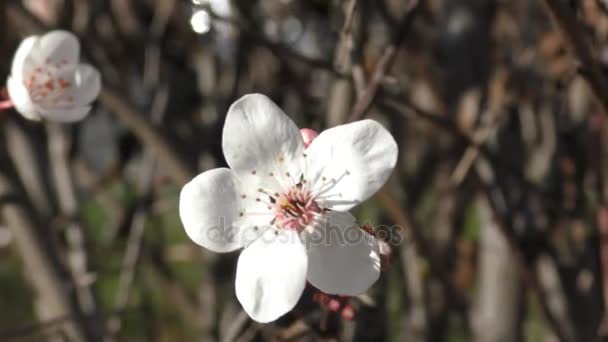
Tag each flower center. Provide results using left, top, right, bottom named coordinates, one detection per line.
left=24, top=58, right=75, bottom=107
left=274, top=185, right=321, bottom=231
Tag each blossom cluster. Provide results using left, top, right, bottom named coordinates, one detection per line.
left=4, top=30, right=399, bottom=324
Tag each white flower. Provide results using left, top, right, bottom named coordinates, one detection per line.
left=179, top=94, right=398, bottom=323
left=7, top=30, right=101, bottom=122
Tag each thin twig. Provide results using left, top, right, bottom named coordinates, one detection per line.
left=378, top=97, right=571, bottom=340
left=347, top=0, right=419, bottom=122
left=0, top=307, right=138, bottom=341
left=328, top=0, right=359, bottom=126
left=379, top=97, right=559, bottom=211
left=375, top=188, right=472, bottom=334
left=0, top=171, right=89, bottom=341
left=543, top=0, right=608, bottom=115
left=591, top=112, right=608, bottom=336
left=47, top=123, right=106, bottom=338
left=207, top=9, right=346, bottom=78
left=108, top=85, right=169, bottom=335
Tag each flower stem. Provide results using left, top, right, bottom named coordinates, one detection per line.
left=0, top=100, right=13, bottom=111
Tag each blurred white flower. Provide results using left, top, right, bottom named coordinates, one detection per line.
left=190, top=0, right=233, bottom=36
left=7, top=30, right=101, bottom=122
left=190, top=10, right=211, bottom=34
left=179, top=94, right=398, bottom=322
left=208, top=0, right=232, bottom=18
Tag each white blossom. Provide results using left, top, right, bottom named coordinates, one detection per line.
left=7, top=30, right=100, bottom=122
left=179, top=94, right=398, bottom=323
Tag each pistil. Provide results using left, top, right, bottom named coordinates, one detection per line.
left=274, top=185, right=321, bottom=231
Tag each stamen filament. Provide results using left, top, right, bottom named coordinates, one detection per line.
left=310, top=169, right=350, bottom=198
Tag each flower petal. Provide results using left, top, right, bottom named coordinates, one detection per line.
left=305, top=211, right=381, bottom=295
left=72, top=64, right=101, bottom=105
left=180, top=168, right=268, bottom=253
left=305, top=119, right=398, bottom=211
left=7, top=76, right=39, bottom=121
left=11, top=36, right=38, bottom=81
left=235, top=228, right=307, bottom=323
left=222, top=94, right=304, bottom=186
left=31, top=30, right=80, bottom=66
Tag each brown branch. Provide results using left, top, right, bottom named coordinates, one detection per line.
left=108, top=85, right=169, bottom=336
left=474, top=170, right=574, bottom=342
left=379, top=97, right=559, bottom=210
left=206, top=9, right=345, bottom=78
left=543, top=0, right=608, bottom=115
left=46, top=123, right=106, bottom=337
left=591, top=112, right=608, bottom=336
left=96, top=88, right=193, bottom=184
left=378, top=97, right=571, bottom=341
left=598, top=207, right=608, bottom=336
left=347, top=0, right=419, bottom=122
left=0, top=306, right=138, bottom=341
left=4, top=121, right=53, bottom=216
left=328, top=0, right=360, bottom=126
left=375, top=188, right=472, bottom=334
left=0, top=171, right=91, bottom=341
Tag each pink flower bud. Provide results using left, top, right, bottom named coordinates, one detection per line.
left=328, top=298, right=342, bottom=311
left=300, top=128, right=319, bottom=148
left=341, top=304, right=356, bottom=320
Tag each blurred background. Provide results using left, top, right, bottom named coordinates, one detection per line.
left=0, top=0, right=607, bottom=341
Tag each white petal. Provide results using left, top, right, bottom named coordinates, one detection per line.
left=235, top=228, right=307, bottom=323
left=72, top=64, right=101, bottom=105
left=63, top=64, right=101, bottom=105
left=222, top=94, right=304, bottom=186
left=305, top=120, right=398, bottom=211
left=180, top=168, right=267, bottom=253
left=37, top=105, right=92, bottom=123
left=305, top=211, right=381, bottom=295
left=11, top=36, right=38, bottom=81
left=30, top=30, right=80, bottom=66
left=6, top=76, right=39, bottom=121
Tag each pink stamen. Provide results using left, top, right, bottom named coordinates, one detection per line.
left=23, top=61, right=74, bottom=108
left=311, top=286, right=356, bottom=320
left=274, top=186, right=321, bottom=231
